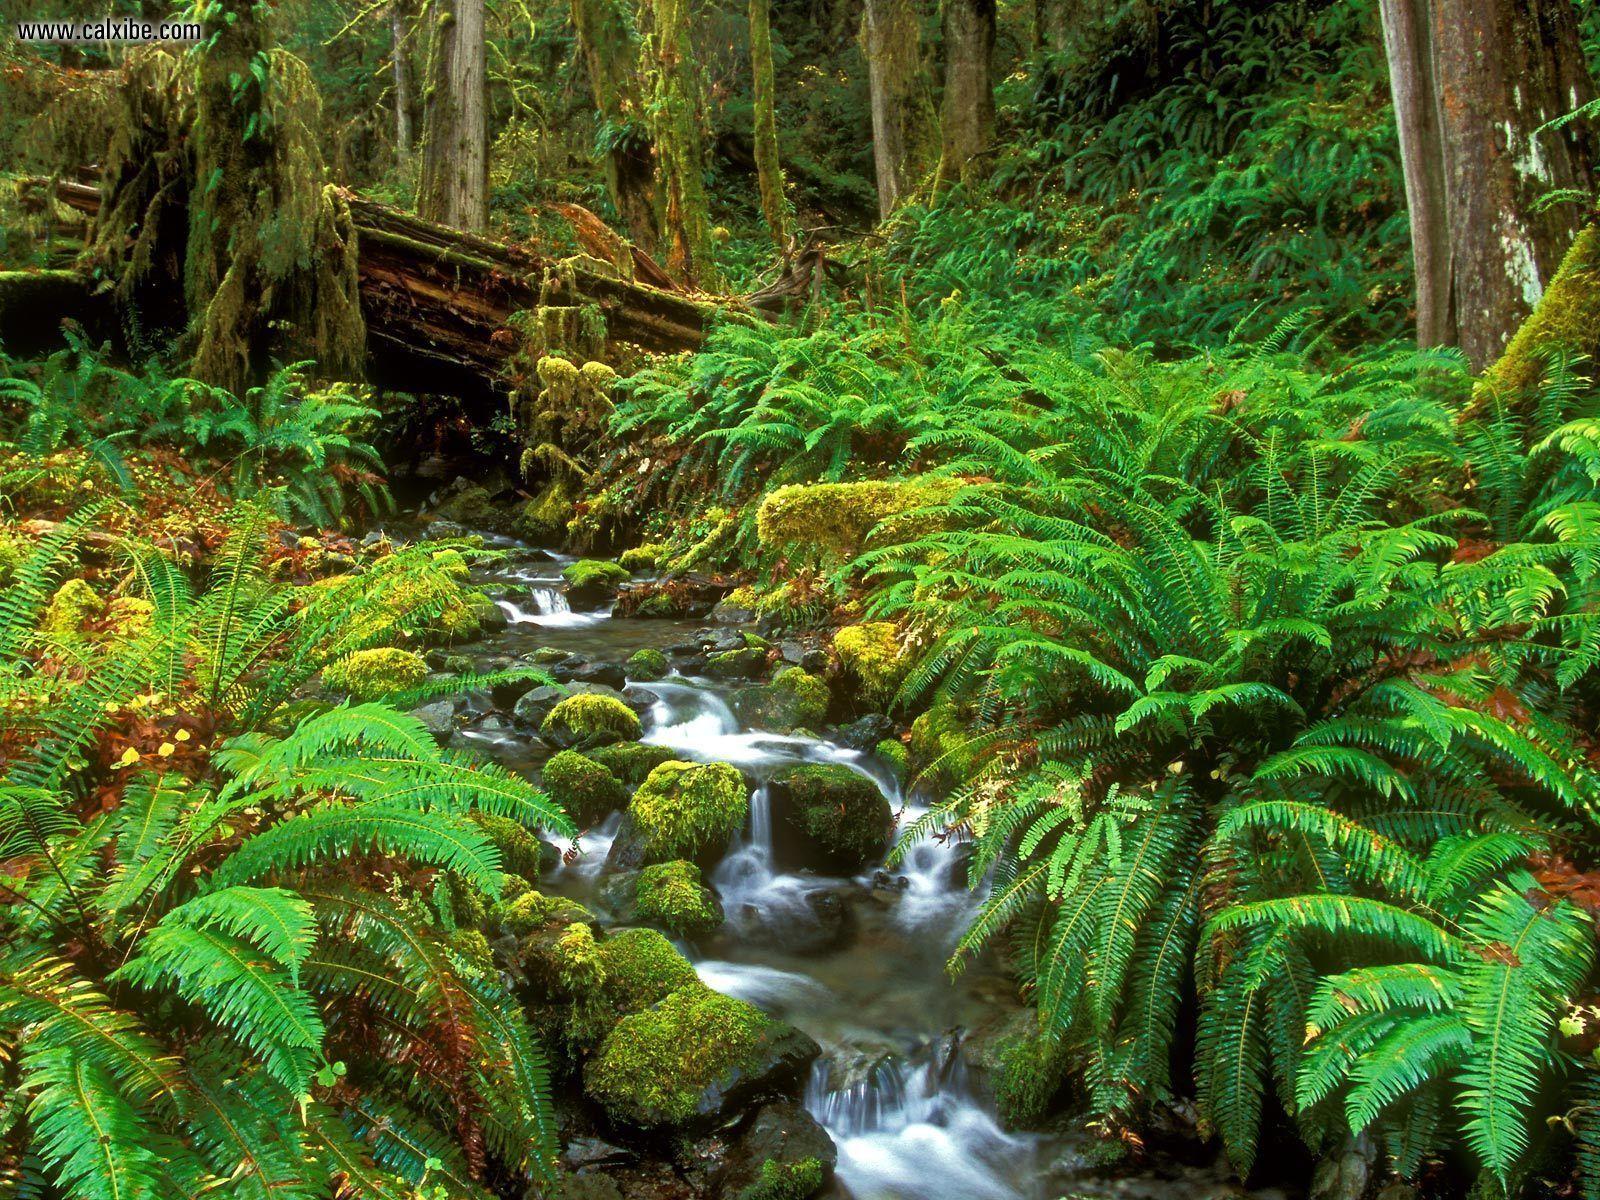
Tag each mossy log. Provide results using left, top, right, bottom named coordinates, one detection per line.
left=41, top=176, right=734, bottom=391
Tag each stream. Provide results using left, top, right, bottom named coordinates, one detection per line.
left=437, top=537, right=1269, bottom=1200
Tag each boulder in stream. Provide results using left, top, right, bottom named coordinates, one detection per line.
left=612, top=760, right=749, bottom=869
left=513, top=683, right=572, bottom=727
left=730, top=667, right=831, bottom=733
left=769, top=763, right=893, bottom=874
left=714, top=1102, right=835, bottom=1200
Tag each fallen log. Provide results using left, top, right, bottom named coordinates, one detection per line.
left=35, top=178, right=733, bottom=394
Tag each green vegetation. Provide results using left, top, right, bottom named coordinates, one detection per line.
left=541, top=748, right=629, bottom=825
left=322, top=646, right=429, bottom=700
left=633, top=859, right=723, bottom=934
left=628, top=759, right=749, bottom=863
left=541, top=692, right=643, bottom=747
left=624, top=646, right=669, bottom=680
left=771, top=762, right=892, bottom=871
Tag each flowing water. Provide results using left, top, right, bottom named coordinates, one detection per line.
left=453, top=543, right=1267, bottom=1200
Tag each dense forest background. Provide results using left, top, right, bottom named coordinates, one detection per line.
left=5, top=1, right=1600, bottom=1199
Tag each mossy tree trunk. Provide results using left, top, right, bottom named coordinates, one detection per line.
left=570, top=0, right=660, bottom=252
left=859, top=0, right=936, bottom=218
left=184, top=0, right=365, bottom=394
left=643, top=0, right=718, bottom=286
left=750, top=0, right=790, bottom=253
left=418, top=0, right=489, bottom=231
left=933, top=0, right=994, bottom=193
left=1382, top=0, right=1596, bottom=367
left=391, top=0, right=418, bottom=167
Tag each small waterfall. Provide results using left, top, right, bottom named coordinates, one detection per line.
left=806, top=1047, right=1037, bottom=1200
left=497, top=586, right=608, bottom=628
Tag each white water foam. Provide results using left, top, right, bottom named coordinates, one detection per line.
left=497, top=587, right=610, bottom=629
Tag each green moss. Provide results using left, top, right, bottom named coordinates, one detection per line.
left=552, top=922, right=606, bottom=994
left=833, top=622, right=908, bottom=705
left=732, top=667, right=831, bottom=733
left=584, top=984, right=776, bottom=1126
left=587, top=741, right=677, bottom=785
left=625, top=647, right=669, bottom=681
left=630, top=760, right=748, bottom=862
left=0, top=532, right=23, bottom=587
left=1477, top=223, right=1600, bottom=403
left=103, top=597, right=154, bottom=642
left=541, top=749, right=628, bottom=825
left=433, top=484, right=503, bottom=530
left=775, top=667, right=829, bottom=726
left=449, top=928, right=494, bottom=973
left=618, top=542, right=665, bottom=571
left=737, top=1158, right=827, bottom=1200
left=470, top=812, right=545, bottom=883
left=514, top=477, right=576, bottom=544
left=541, top=693, right=642, bottom=747
left=756, top=478, right=959, bottom=557
left=707, top=646, right=768, bottom=678
left=909, top=701, right=969, bottom=785
left=634, top=860, right=722, bottom=935
left=993, top=1024, right=1070, bottom=1130
left=596, top=926, right=700, bottom=1013
left=322, top=647, right=429, bottom=700
left=875, top=738, right=909, bottom=784
left=562, top=558, right=631, bottom=591
left=39, top=579, right=104, bottom=640
left=495, top=889, right=590, bottom=937
left=772, top=763, right=891, bottom=869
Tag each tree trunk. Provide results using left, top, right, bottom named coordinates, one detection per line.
left=1380, top=0, right=1453, bottom=349
left=391, top=0, right=416, bottom=166
left=418, top=0, right=488, bottom=231
left=1427, top=0, right=1596, bottom=368
left=860, top=0, right=936, bottom=217
left=934, top=0, right=995, bottom=192
left=644, top=0, right=718, bottom=285
left=570, top=0, right=660, bottom=251
left=750, top=0, right=790, bottom=251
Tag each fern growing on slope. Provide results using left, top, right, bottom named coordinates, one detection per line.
left=0, top=510, right=574, bottom=1200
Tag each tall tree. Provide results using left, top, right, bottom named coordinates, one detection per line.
left=570, top=0, right=660, bottom=250
left=391, top=0, right=417, bottom=167
left=418, top=0, right=488, bottom=231
left=1382, top=0, right=1596, bottom=369
left=750, top=0, right=790, bottom=251
left=643, top=0, right=718, bottom=284
left=860, top=0, right=937, bottom=217
left=933, top=0, right=995, bottom=192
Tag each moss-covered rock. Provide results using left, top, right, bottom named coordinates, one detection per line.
left=618, top=542, right=665, bottom=572
left=991, top=1021, right=1071, bottom=1130
left=596, top=927, right=700, bottom=1014
left=832, top=622, right=908, bottom=706
left=707, top=646, right=769, bottom=679
left=770, top=763, right=892, bottom=873
left=433, top=483, right=508, bottom=531
left=514, top=477, right=576, bottom=544
left=563, top=558, right=630, bottom=602
left=908, top=701, right=969, bottom=790
left=629, top=760, right=748, bottom=865
left=755, top=477, right=960, bottom=557
left=39, top=579, right=104, bottom=641
left=469, top=812, right=546, bottom=883
left=735, top=1158, right=828, bottom=1200
left=583, top=984, right=815, bottom=1129
left=875, top=737, right=909, bottom=785
left=494, top=889, right=590, bottom=937
left=586, top=740, right=677, bottom=786
left=541, top=749, right=628, bottom=826
left=625, top=646, right=669, bottom=681
left=541, top=692, right=642, bottom=748
left=322, top=647, right=429, bottom=700
left=732, top=667, right=830, bottom=733
left=633, top=860, right=723, bottom=935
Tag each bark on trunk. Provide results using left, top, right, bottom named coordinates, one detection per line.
left=570, top=0, right=660, bottom=251
left=1429, top=0, right=1596, bottom=368
left=860, top=0, right=936, bottom=217
left=1379, top=0, right=1453, bottom=348
left=934, top=0, right=995, bottom=192
left=418, top=0, right=488, bottom=231
left=391, top=0, right=416, bottom=166
left=750, top=0, right=791, bottom=252
left=644, top=0, right=719, bottom=285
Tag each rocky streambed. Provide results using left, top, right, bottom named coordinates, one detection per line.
left=398, top=530, right=1294, bottom=1200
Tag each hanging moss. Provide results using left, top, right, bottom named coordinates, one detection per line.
left=643, top=0, right=719, bottom=287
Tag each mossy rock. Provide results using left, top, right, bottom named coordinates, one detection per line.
left=434, top=483, right=508, bottom=532
left=625, top=647, right=669, bottom=681
left=629, top=760, right=748, bottom=866
left=586, top=741, right=677, bottom=786
left=769, top=763, right=892, bottom=874
left=991, top=1021, right=1071, bottom=1130
left=618, top=542, right=665, bottom=571
left=875, top=738, right=909, bottom=785
left=755, top=477, right=960, bottom=557
left=563, top=558, right=631, bottom=602
left=596, top=927, right=700, bottom=1015
left=734, top=1157, right=828, bottom=1200
left=495, top=889, right=591, bottom=938
left=583, top=984, right=817, bottom=1129
left=541, top=692, right=642, bottom=748
left=322, top=647, right=429, bottom=700
left=832, top=623, right=908, bottom=706
left=469, top=812, right=547, bottom=884
left=632, top=860, right=723, bottom=935
left=541, top=749, right=628, bottom=826
left=908, top=701, right=969, bottom=790
left=731, top=667, right=830, bottom=733
left=39, top=579, right=104, bottom=641
left=514, top=477, right=576, bottom=545
left=706, top=646, right=769, bottom=679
